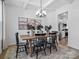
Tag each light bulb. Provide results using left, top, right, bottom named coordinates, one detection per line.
left=36, top=10, right=47, bottom=17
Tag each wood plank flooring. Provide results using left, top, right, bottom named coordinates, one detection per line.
left=0, top=49, right=8, bottom=59
left=0, top=37, right=68, bottom=59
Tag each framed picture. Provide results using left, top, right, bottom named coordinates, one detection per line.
left=18, top=17, right=28, bottom=30
left=18, top=17, right=41, bottom=30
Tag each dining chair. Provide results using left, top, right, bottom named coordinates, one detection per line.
left=46, top=37, right=53, bottom=53
left=46, top=33, right=58, bottom=53
left=33, top=34, right=46, bottom=59
left=15, top=32, right=28, bottom=58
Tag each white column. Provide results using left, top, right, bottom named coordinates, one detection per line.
left=0, top=0, right=2, bottom=54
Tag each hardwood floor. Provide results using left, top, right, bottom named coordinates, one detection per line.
left=1, top=37, right=79, bottom=59
left=74, top=55, right=79, bottom=59
left=0, top=37, right=68, bottom=59
left=59, top=37, right=68, bottom=48
left=0, top=38, right=79, bottom=59
left=0, top=49, right=8, bottom=59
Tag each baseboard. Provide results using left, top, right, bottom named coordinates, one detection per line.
left=8, top=44, right=16, bottom=48
left=68, top=46, right=79, bottom=51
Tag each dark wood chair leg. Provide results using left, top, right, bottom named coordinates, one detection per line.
left=56, top=47, right=57, bottom=51
left=50, top=46, right=51, bottom=54
left=40, top=47, right=42, bottom=51
left=32, top=46, right=35, bottom=54
left=55, top=45, right=57, bottom=51
left=36, top=47, right=38, bottom=59
left=25, top=45, right=28, bottom=55
left=55, top=40, right=57, bottom=51
left=53, top=44, right=57, bottom=51
left=16, top=46, right=19, bottom=58
left=43, top=46, right=46, bottom=55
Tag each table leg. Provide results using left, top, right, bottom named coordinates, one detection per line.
left=29, top=40, right=32, bottom=57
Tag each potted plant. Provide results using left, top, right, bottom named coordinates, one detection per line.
left=37, top=24, right=43, bottom=30
left=45, top=25, right=52, bottom=32
left=27, top=24, right=35, bottom=35
left=36, top=24, right=43, bottom=33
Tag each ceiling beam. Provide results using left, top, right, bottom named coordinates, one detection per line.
left=23, top=0, right=29, bottom=8
left=29, top=0, right=55, bottom=8
left=29, top=2, right=40, bottom=7
left=43, top=0, right=54, bottom=8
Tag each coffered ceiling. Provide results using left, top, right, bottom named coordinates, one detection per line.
left=5, top=0, right=55, bottom=8
left=5, top=0, right=74, bottom=11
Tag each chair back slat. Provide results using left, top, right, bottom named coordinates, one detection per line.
left=15, top=32, right=19, bottom=45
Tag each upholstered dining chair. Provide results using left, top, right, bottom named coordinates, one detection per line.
left=33, top=33, right=47, bottom=59
left=15, top=32, right=28, bottom=58
left=46, top=33, right=58, bottom=53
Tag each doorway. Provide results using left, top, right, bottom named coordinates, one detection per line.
left=57, top=11, right=68, bottom=46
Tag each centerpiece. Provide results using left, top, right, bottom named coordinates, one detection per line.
left=27, top=24, right=35, bottom=36
left=45, top=25, right=52, bottom=33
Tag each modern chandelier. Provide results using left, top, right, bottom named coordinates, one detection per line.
left=36, top=0, right=47, bottom=17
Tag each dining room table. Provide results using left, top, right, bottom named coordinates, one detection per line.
left=20, top=31, right=58, bottom=57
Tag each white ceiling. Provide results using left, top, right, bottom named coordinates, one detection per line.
left=5, top=0, right=55, bottom=8
left=5, top=0, right=74, bottom=11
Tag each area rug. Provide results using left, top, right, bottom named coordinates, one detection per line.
left=4, top=47, right=79, bottom=59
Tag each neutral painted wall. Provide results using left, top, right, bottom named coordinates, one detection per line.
left=68, top=0, right=79, bottom=49
left=5, top=5, right=58, bottom=46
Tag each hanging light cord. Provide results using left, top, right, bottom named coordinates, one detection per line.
left=40, top=0, right=42, bottom=13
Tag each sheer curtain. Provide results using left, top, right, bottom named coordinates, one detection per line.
left=0, top=0, right=2, bottom=54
